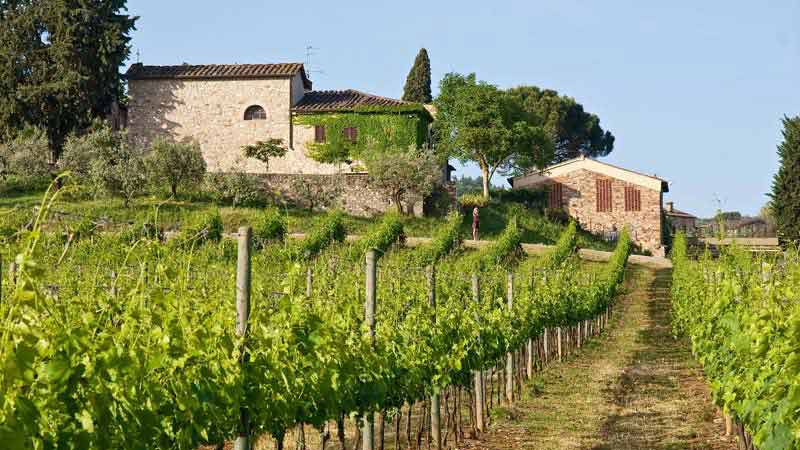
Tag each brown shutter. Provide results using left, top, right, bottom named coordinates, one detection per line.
left=548, top=182, right=563, bottom=209
left=597, top=178, right=612, bottom=212
left=624, top=186, right=642, bottom=211
left=314, top=125, right=326, bottom=143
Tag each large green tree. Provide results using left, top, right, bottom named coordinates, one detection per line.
left=402, top=48, right=432, bottom=104
left=433, top=73, right=552, bottom=199
left=507, top=86, right=614, bottom=163
left=0, top=0, right=136, bottom=160
left=769, top=115, right=800, bottom=246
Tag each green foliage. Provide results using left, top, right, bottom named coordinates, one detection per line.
left=465, top=217, right=523, bottom=271
left=0, top=127, right=51, bottom=183
left=292, top=210, right=346, bottom=260
left=413, top=212, right=463, bottom=265
left=671, top=233, right=800, bottom=449
left=253, top=208, right=287, bottom=248
left=433, top=73, right=553, bottom=198
left=58, top=125, right=121, bottom=182
left=350, top=213, right=405, bottom=260
left=770, top=115, right=800, bottom=247
left=175, top=209, right=224, bottom=247
left=295, top=108, right=430, bottom=165
left=402, top=48, right=432, bottom=103
left=204, top=171, right=263, bottom=207
left=364, top=146, right=441, bottom=214
left=86, top=134, right=147, bottom=207
left=458, top=193, right=489, bottom=209
left=506, top=86, right=615, bottom=163
left=0, top=1, right=136, bottom=154
left=241, top=138, right=288, bottom=169
left=541, top=221, right=577, bottom=268
left=146, top=137, right=207, bottom=197
left=453, top=175, right=483, bottom=196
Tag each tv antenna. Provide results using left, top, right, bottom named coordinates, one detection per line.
left=304, top=44, right=325, bottom=79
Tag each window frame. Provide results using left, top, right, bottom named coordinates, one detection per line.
left=244, top=105, right=267, bottom=121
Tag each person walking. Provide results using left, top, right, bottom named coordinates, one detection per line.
left=472, top=206, right=480, bottom=241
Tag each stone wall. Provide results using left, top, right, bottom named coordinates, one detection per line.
left=549, top=169, right=664, bottom=255
left=258, top=173, right=423, bottom=217
left=127, top=74, right=345, bottom=175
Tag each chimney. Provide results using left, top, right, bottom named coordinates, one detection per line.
left=666, top=201, right=674, bottom=212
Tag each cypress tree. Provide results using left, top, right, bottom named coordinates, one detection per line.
left=0, top=0, right=137, bottom=157
left=769, top=116, right=800, bottom=247
left=402, top=48, right=432, bottom=104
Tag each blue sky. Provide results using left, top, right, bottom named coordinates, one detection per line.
left=124, top=1, right=799, bottom=217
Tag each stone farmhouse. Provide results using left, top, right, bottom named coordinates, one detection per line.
left=510, top=156, right=670, bottom=255
left=124, top=62, right=434, bottom=215
left=664, top=202, right=697, bottom=236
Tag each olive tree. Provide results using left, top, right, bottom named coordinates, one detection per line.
left=364, top=146, right=440, bottom=214
left=147, top=137, right=207, bottom=197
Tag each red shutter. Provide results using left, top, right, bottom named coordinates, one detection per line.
left=624, top=186, right=642, bottom=212
left=343, top=127, right=358, bottom=142
left=548, top=182, right=563, bottom=209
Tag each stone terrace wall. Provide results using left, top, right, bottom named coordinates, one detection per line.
left=258, top=173, right=423, bottom=217
left=551, top=169, right=664, bottom=255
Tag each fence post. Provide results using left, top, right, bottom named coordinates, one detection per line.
left=557, top=327, right=562, bottom=363
left=428, top=265, right=442, bottom=450
left=471, top=273, right=485, bottom=433
left=362, top=250, right=377, bottom=450
left=526, top=338, right=533, bottom=379
left=235, top=227, right=252, bottom=450
left=306, top=266, right=313, bottom=298
left=505, top=272, right=514, bottom=403
left=543, top=328, right=548, bottom=364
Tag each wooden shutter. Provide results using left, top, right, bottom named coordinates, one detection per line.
left=596, top=178, right=613, bottom=212
left=624, top=186, right=641, bottom=211
left=314, top=125, right=326, bottom=143
left=343, top=127, right=358, bottom=142
left=548, top=182, right=563, bottom=209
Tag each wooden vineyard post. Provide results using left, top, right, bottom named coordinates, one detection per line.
left=306, top=266, right=313, bottom=298
left=505, top=272, right=514, bottom=403
left=235, top=227, right=252, bottom=450
left=363, top=250, right=378, bottom=450
left=543, top=329, right=548, bottom=364
left=526, top=337, right=533, bottom=379
left=724, top=413, right=732, bottom=436
left=428, top=265, right=442, bottom=450
left=471, top=273, right=485, bottom=433
left=557, top=327, right=563, bottom=362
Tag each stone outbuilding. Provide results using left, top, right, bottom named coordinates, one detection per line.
left=510, top=156, right=670, bottom=255
left=124, top=62, right=435, bottom=216
left=664, top=202, right=697, bottom=236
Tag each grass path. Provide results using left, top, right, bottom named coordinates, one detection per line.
left=459, top=267, right=738, bottom=450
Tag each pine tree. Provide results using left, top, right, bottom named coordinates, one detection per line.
left=402, top=48, right=432, bottom=104
left=769, top=116, right=800, bottom=247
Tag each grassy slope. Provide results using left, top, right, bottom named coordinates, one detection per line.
left=0, top=189, right=614, bottom=250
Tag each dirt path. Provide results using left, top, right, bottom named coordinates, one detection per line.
left=459, top=267, right=738, bottom=450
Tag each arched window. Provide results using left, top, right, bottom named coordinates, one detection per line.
left=244, top=105, right=267, bottom=120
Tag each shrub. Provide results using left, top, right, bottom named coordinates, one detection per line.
left=291, top=176, right=342, bottom=211
left=350, top=213, right=405, bottom=260
left=59, top=126, right=120, bottom=182
left=253, top=208, right=287, bottom=248
left=205, top=171, right=263, bottom=207
left=292, top=210, right=346, bottom=260
left=494, top=188, right=546, bottom=209
left=364, top=147, right=440, bottom=214
left=175, top=210, right=224, bottom=247
left=544, top=207, right=570, bottom=225
left=0, top=128, right=51, bottom=187
left=146, top=137, right=206, bottom=197
left=414, top=211, right=462, bottom=265
left=458, top=193, right=489, bottom=209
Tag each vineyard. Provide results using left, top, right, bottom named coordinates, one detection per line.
left=0, top=186, right=632, bottom=450
left=672, top=234, right=800, bottom=450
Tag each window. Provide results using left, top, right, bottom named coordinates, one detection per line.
left=548, top=182, right=563, bottom=209
left=624, top=186, right=641, bottom=211
left=244, top=105, right=266, bottom=120
left=342, top=127, right=358, bottom=142
left=596, top=178, right=613, bottom=212
left=314, top=125, right=326, bottom=143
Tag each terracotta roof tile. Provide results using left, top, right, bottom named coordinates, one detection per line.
left=125, top=63, right=311, bottom=89
left=292, top=89, right=412, bottom=112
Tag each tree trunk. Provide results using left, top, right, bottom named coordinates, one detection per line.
left=337, top=415, right=346, bottom=450
left=171, top=183, right=178, bottom=197
left=479, top=162, right=491, bottom=199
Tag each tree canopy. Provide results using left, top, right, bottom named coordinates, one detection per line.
left=507, top=86, right=615, bottom=163
left=769, top=115, right=800, bottom=246
left=401, top=48, right=432, bottom=104
left=0, top=0, right=137, bottom=159
left=432, top=73, right=552, bottom=198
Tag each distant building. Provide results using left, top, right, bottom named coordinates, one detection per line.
left=665, top=202, right=697, bottom=236
left=510, top=155, right=669, bottom=255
